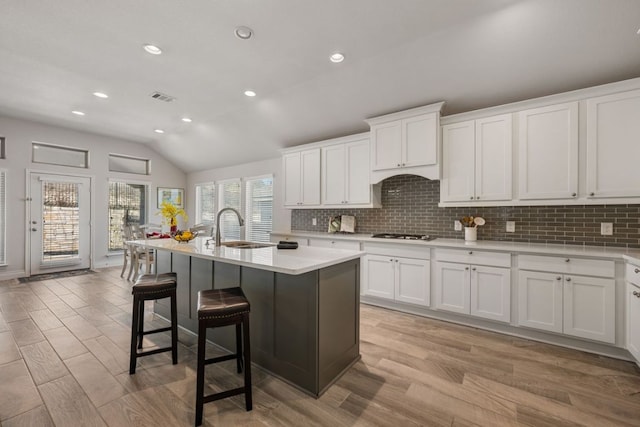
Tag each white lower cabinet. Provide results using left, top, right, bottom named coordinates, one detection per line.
left=518, top=269, right=615, bottom=344
left=435, top=261, right=511, bottom=323
left=627, top=282, right=640, bottom=363
left=362, top=254, right=430, bottom=306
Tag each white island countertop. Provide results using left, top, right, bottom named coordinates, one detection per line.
left=128, top=237, right=364, bottom=275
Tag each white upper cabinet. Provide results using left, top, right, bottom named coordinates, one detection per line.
left=322, top=137, right=375, bottom=207
left=586, top=89, right=640, bottom=198
left=283, top=148, right=320, bottom=207
left=441, top=114, right=512, bottom=203
left=366, top=102, right=444, bottom=182
left=518, top=102, right=579, bottom=200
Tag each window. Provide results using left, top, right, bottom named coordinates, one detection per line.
left=32, top=142, right=89, bottom=168
left=0, top=170, right=5, bottom=264
left=109, top=154, right=150, bottom=175
left=108, top=181, right=148, bottom=251
left=217, top=179, right=241, bottom=241
left=245, top=175, right=273, bottom=243
left=195, top=183, right=216, bottom=224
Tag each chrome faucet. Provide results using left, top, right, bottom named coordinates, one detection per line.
left=215, top=207, right=245, bottom=246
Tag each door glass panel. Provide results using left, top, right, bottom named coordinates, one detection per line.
left=42, top=181, right=80, bottom=262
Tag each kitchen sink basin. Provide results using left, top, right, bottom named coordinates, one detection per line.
left=221, top=241, right=274, bottom=249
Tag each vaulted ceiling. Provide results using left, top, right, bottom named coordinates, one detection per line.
left=1, top=0, right=639, bottom=172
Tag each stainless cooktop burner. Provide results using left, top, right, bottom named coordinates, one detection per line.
left=371, top=233, right=436, bottom=241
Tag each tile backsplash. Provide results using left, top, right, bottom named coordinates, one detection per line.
left=291, top=175, right=640, bottom=248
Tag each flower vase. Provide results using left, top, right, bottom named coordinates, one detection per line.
left=170, top=218, right=178, bottom=235
left=464, top=227, right=477, bottom=242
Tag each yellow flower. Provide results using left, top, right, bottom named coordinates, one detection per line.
left=157, top=201, right=188, bottom=225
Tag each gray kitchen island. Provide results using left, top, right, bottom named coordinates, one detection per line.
left=129, top=237, right=362, bottom=397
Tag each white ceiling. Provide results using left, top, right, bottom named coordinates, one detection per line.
left=1, top=0, right=639, bottom=173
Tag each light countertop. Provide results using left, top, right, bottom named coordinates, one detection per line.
left=272, top=231, right=640, bottom=260
left=128, top=237, right=364, bottom=275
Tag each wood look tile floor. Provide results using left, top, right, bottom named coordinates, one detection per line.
left=1, top=267, right=639, bottom=427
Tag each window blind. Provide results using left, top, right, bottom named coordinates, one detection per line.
left=195, top=183, right=216, bottom=224
left=108, top=181, right=147, bottom=251
left=245, top=176, right=273, bottom=243
left=218, top=180, right=241, bottom=241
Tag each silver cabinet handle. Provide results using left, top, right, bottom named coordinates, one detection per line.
left=566, top=277, right=572, bottom=282
left=556, top=277, right=562, bottom=281
left=633, top=291, right=640, bottom=298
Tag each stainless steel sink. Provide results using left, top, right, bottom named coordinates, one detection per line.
left=221, top=241, right=274, bottom=249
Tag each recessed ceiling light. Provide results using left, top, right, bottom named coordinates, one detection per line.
left=93, top=92, right=109, bottom=99
left=330, top=53, right=345, bottom=63
left=154, top=129, right=165, bottom=134
left=143, top=44, right=163, bottom=55
left=244, top=90, right=256, bottom=97
left=71, top=110, right=85, bottom=116
left=181, top=117, right=192, bottom=123
left=234, top=26, right=253, bottom=40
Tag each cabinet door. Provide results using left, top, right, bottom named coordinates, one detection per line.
left=518, top=270, right=563, bottom=333
left=322, top=144, right=346, bottom=205
left=371, top=121, right=402, bottom=171
left=300, top=149, right=321, bottom=205
left=441, top=121, right=475, bottom=202
left=362, top=255, right=395, bottom=300
left=308, top=238, right=360, bottom=251
left=518, top=102, right=578, bottom=200
left=402, top=113, right=437, bottom=167
left=475, top=114, right=512, bottom=201
left=395, top=257, right=430, bottom=306
left=345, top=139, right=371, bottom=204
left=470, top=265, right=511, bottom=323
left=435, top=261, right=470, bottom=314
left=627, top=283, right=640, bottom=363
left=283, top=152, right=302, bottom=206
left=563, top=275, right=615, bottom=344
left=586, top=89, right=640, bottom=198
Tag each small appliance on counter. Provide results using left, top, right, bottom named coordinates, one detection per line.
left=328, top=215, right=356, bottom=233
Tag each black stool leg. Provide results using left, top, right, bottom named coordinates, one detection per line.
left=242, top=313, right=252, bottom=411
left=129, top=295, right=140, bottom=374
left=137, top=298, right=144, bottom=349
left=235, top=323, right=243, bottom=373
left=171, top=289, right=178, bottom=365
left=195, top=320, right=206, bottom=426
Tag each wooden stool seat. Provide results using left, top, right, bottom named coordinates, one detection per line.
left=195, top=287, right=252, bottom=426
left=129, top=273, right=178, bottom=375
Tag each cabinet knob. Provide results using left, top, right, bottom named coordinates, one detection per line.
left=476, top=196, right=480, bottom=200
left=402, top=163, right=406, bottom=167
left=590, top=192, right=595, bottom=196
left=465, top=267, right=469, bottom=270
left=635, top=268, right=639, bottom=274
left=565, top=259, right=570, bottom=263
left=571, top=193, right=576, bottom=197
left=633, top=291, right=640, bottom=298
left=395, top=259, right=399, bottom=263
left=389, top=259, right=393, bottom=262
left=468, top=251, right=473, bottom=255
left=471, top=267, right=476, bottom=271
left=397, top=163, right=401, bottom=167
left=565, top=277, right=572, bottom=282
left=469, top=196, right=474, bottom=200
left=556, top=277, right=562, bottom=281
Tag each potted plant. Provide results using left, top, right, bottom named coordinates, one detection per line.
left=157, top=201, right=188, bottom=234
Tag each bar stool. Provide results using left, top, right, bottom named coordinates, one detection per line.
left=195, top=287, right=252, bottom=426
left=129, top=272, right=178, bottom=375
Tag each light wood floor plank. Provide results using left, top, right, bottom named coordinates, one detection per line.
left=28, top=308, right=63, bottom=331
left=38, top=374, right=107, bottom=427
left=42, top=325, right=88, bottom=360
left=64, top=352, right=128, bottom=407
left=0, top=360, right=43, bottom=421
left=20, top=340, right=68, bottom=385
left=8, top=318, right=45, bottom=347
left=1, top=405, right=54, bottom=427
left=0, top=330, right=22, bottom=365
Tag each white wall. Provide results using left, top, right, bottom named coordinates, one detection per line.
left=0, top=115, right=186, bottom=279
left=187, top=157, right=290, bottom=235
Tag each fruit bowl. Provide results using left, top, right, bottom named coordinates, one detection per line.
left=173, top=230, right=198, bottom=243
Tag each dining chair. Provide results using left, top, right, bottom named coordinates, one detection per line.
left=129, top=225, right=155, bottom=281
left=120, top=225, right=136, bottom=279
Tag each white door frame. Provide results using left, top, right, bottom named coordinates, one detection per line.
left=25, top=169, right=95, bottom=276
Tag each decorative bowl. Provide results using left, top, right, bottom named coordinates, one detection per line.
left=173, top=230, right=198, bottom=243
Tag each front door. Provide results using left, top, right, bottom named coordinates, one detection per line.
left=29, top=173, right=91, bottom=275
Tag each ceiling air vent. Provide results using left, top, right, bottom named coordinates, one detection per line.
left=149, top=91, right=176, bottom=102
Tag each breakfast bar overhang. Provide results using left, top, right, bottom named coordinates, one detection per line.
left=129, top=237, right=363, bottom=397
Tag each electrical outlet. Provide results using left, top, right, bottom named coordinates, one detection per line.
left=454, top=220, right=462, bottom=231
left=506, top=221, right=516, bottom=233
left=312, top=218, right=317, bottom=226
left=601, top=222, right=613, bottom=236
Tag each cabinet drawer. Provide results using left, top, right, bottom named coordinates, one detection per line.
left=435, top=249, right=510, bottom=268
left=519, top=255, right=614, bottom=278
left=627, top=262, right=640, bottom=286
left=308, top=238, right=360, bottom=251
left=363, top=242, right=430, bottom=260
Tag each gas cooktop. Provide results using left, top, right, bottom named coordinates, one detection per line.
left=371, top=233, right=436, bottom=241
